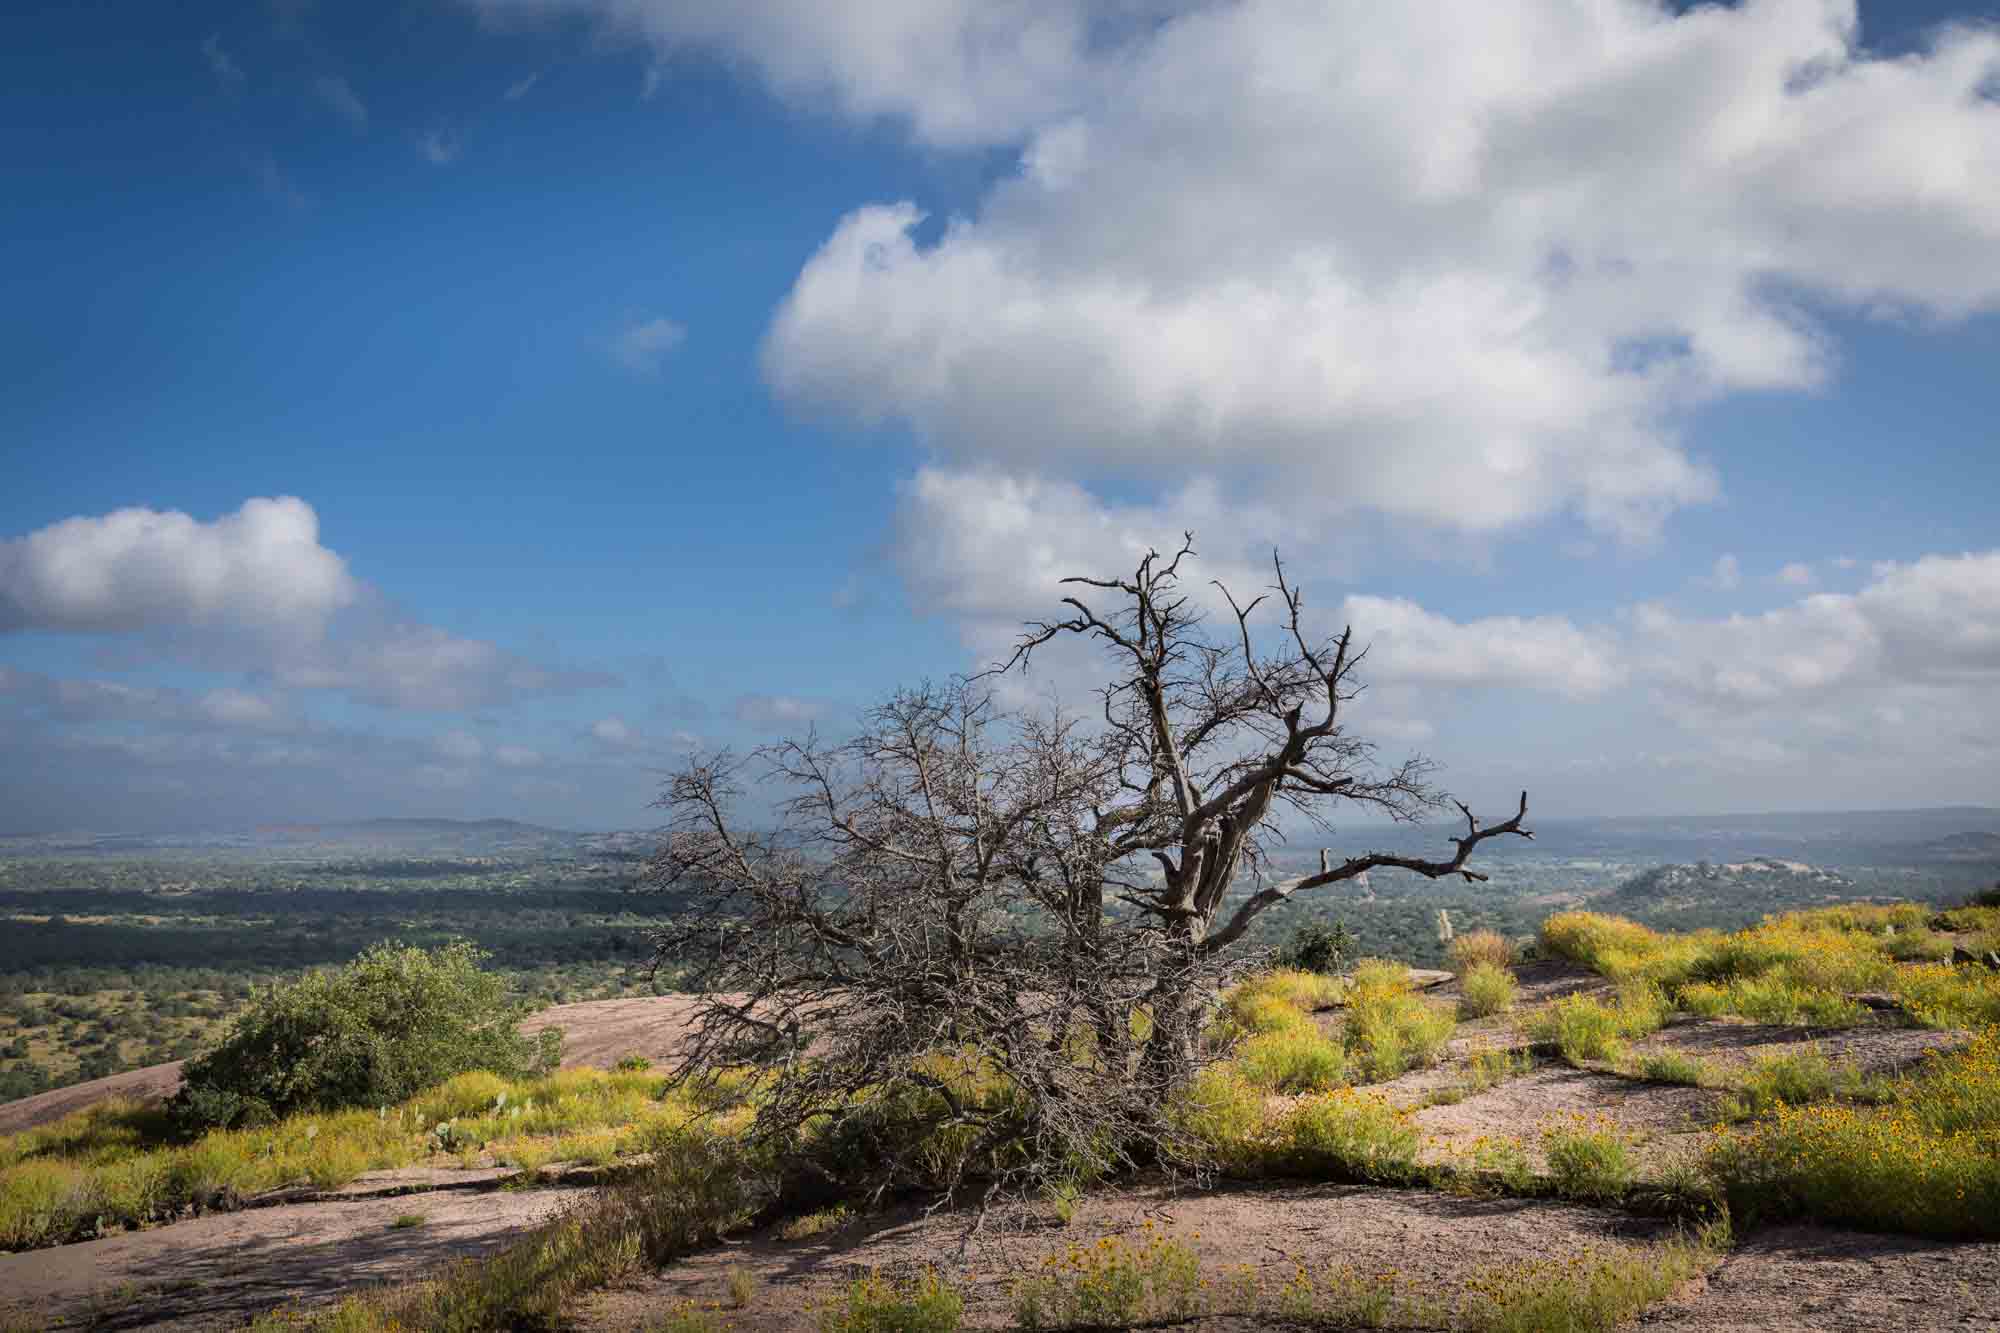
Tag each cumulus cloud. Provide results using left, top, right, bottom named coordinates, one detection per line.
left=0, top=498, right=615, bottom=713
left=1638, top=549, right=2000, bottom=713
left=737, top=1, right=2000, bottom=541
left=505, top=70, right=541, bottom=100
left=1777, top=561, right=1815, bottom=586
left=1710, top=554, right=1742, bottom=591
left=0, top=497, right=358, bottom=638
left=313, top=74, right=368, bottom=129
left=1336, top=596, right=1623, bottom=698
left=610, top=316, right=686, bottom=376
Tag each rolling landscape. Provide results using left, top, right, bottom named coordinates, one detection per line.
left=8, top=0, right=2000, bottom=1329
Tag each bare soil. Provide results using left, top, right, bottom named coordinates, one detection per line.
left=574, top=1181, right=1677, bottom=1331
left=1626, top=1018, right=1969, bottom=1080
left=1412, top=1065, right=1724, bottom=1170
left=0, top=1182, right=587, bottom=1331
left=1641, top=1224, right=2000, bottom=1331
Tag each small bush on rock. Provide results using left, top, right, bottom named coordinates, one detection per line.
left=172, top=941, right=560, bottom=1132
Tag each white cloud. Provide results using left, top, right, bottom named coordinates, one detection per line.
left=640, top=64, right=664, bottom=100
left=1777, top=561, right=1815, bottom=586
left=417, top=128, right=460, bottom=164
left=890, top=467, right=1320, bottom=623
left=505, top=71, right=541, bottom=100
left=0, top=497, right=358, bottom=638
left=313, top=74, right=368, bottom=129
left=201, top=34, right=245, bottom=89
left=732, top=694, right=824, bottom=729
left=1337, top=595, right=1623, bottom=698
left=0, top=498, right=615, bottom=713
left=1710, top=554, right=1742, bottom=591
left=494, top=744, right=543, bottom=768
left=610, top=316, right=686, bottom=376
left=1638, top=550, right=2000, bottom=713
left=742, top=1, right=2000, bottom=541
left=590, top=716, right=636, bottom=747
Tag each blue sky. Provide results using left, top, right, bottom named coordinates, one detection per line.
left=2, top=0, right=1996, bottom=832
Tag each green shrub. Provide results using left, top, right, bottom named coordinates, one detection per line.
left=1459, top=963, right=1519, bottom=1019
left=171, top=941, right=561, bottom=1131
left=1277, top=920, right=1354, bottom=975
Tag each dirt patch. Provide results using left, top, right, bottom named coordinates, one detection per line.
left=0, top=1184, right=587, bottom=1331
left=1641, top=1224, right=2000, bottom=1331
left=1413, top=1066, right=1726, bottom=1170
left=1627, top=1020, right=1969, bottom=1081
left=575, top=1182, right=1673, bottom=1331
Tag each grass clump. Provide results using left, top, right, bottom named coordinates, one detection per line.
left=1012, top=1228, right=1202, bottom=1330
left=1522, top=984, right=1662, bottom=1066
left=1719, top=1049, right=1888, bottom=1122
left=1236, top=1028, right=1347, bottom=1094
left=1449, top=930, right=1517, bottom=975
left=1277, top=1090, right=1425, bottom=1184
left=1458, top=1223, right=1730, bottom=1332
left=1541, top=1114, right=1637, bottom=1203
left=1344, top=961, right=1454, bottom=1081
left=816, top=1271, right=962, bottom=1333
left=1458, top=963, right=1519, bottom=1019
left=781, top=1203, right=855, bottom=1241
left=1629, top=1051, right=1709, bottom=1086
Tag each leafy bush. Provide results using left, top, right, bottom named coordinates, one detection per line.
left=1276, top=920, right=1354, bottom=975
left=1459, top=963, right=1519, bottom=1019
left=1459, top=1225, right=1729, bottom=1333
left=172, top=941, right=560, bottom=1131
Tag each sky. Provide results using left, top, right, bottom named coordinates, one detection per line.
left=2, top=0, right=1997, bottom=834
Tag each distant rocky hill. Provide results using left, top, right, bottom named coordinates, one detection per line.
left=1613, top=857, right=1857, bottom=909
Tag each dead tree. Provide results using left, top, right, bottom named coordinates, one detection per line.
left=644, top=537, right=1529, bottom=1200
left=993, top=535, right=1533, bottom=1081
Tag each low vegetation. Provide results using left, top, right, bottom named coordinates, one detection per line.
left=15, top=885, right=2000, bottom=1329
